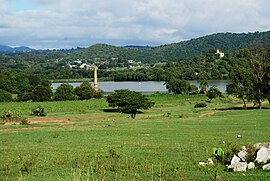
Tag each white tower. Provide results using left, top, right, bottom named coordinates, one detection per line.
left=94, top=66, right=98, bottom=92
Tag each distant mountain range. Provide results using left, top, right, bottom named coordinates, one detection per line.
left=0, top=45, right=33, bottom=52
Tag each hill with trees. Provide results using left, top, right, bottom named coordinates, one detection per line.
left=64, top=31, right=270, bottom=64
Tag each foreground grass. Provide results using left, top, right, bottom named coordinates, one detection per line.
left=0, top=94, right=270, bottom=180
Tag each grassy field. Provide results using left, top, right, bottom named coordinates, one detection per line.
left=0, top=94, right=270, bottom=180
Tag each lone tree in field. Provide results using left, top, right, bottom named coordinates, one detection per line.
left=106, top=89, right=154, bottom=119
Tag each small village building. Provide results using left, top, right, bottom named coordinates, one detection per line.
left=215, top=48, right=225, bottom=58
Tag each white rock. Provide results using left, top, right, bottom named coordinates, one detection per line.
left=199, top=162, right=206, bottom=166
left=238, top=147, right=248, bottom=161
left=232, top=162, right=247, bottom=172
left=255, top=147, right=270, bottom=163
left=262, top=163, right=270, bottom=170
left=207, top=158, right=214, bottom=165
left=236, top=134, right=242, bottom=138
left=247, top=162, right=255, bottom=170
left=199, top=158, right=214, bottom=166
left=231, top=155, right=241, bottom=165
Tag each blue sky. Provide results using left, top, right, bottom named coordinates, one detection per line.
left=6, top=0, right=41, bottom=12
left=0, top=0, right=270, bottom=49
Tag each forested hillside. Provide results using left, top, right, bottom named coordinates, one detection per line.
left=65, top=31, right=270, bottom=63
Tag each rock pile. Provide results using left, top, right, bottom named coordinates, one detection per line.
left=227, top=142, right=270, bottom=172
left=200, top=142, right=270, bottom=172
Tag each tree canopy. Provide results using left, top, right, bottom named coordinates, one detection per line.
left=0, top=89, right=12, bottom=102
left=206, top=86, right=222, bottom=102
left=106, top=89, right=154, bottom=119
left=54, top=83, right=76, bottom=101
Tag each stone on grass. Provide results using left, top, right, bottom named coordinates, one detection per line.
left=255, top=146, right=270, bottom=163
left=207, top=158, right=214, bottom=165
left=238, top=146, right=248, bottom=161
left=199, top=158, right=214, bottom=166
left=262, top=163, right=270, bottom=170
left=199, top=162, right=206, bottom=166
left=231, top=155, right=241, bottom=165
left=247, top=162, right=255, bottom=170
left=236, top=134, right=242, bottom=138
left=229, top=162, right=247, bottom=172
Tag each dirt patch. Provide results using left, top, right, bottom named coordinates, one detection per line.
left=199, top=110, right=227, bottom=118
left=28, top=117, right=73, bottom=124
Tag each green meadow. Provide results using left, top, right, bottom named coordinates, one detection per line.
left=0, top=94, right=270, bottom=180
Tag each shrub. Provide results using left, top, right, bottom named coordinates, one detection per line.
left=213, top=147, right=225, bottom=161
left=1, top=111, right=14, bottom=120
left=31, top=106, right=46, bottom=116
left=194, top=102, right=207, bottom=108
left=0, top=89, right=12, bottom=102
left=20, top=117, right=30, bottom=125
left=1, top=111, right=29, bottom=124
left=94, top=90, right=104, bottom=99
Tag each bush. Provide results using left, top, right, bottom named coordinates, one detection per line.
left=194, top=102, right=207, bottom=108
left=1, top=111, right=29, bottom=124
left=0, top=89, right=12, bottom=102
left=20, top=117, right=30, bottom=125
left=31, top=106, right=46, bottom=116
left=94, top=90, right=104, bottom=99
left=1, top=111, right=14, bottom=120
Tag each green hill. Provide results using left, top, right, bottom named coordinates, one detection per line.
left=66, top=31, right=270, bottom=63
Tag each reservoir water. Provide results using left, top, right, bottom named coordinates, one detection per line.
left=52, top=80, right=230, bottom=94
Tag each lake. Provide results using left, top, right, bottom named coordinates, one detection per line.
left=52, top=80, right=230, bottom=94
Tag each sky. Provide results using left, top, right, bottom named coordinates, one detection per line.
left=0, top=0, right=270, bottom=49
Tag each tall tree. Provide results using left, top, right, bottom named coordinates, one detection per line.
left=247, top=45, right=270, bottom=109
left=226, top=65, right=253, bottom=108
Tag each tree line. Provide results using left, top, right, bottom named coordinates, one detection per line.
left=0, top=73, right=103, bottom=102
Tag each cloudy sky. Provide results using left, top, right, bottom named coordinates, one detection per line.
left=0, top=0, right=270, bottom=49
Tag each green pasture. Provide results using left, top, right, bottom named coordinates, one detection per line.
left=0, top=94, right=270, bottom=180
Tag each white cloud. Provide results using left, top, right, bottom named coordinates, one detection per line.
left=0, top=0, right=270, bottom=49
left=0, top=0, right=6, bottom=10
